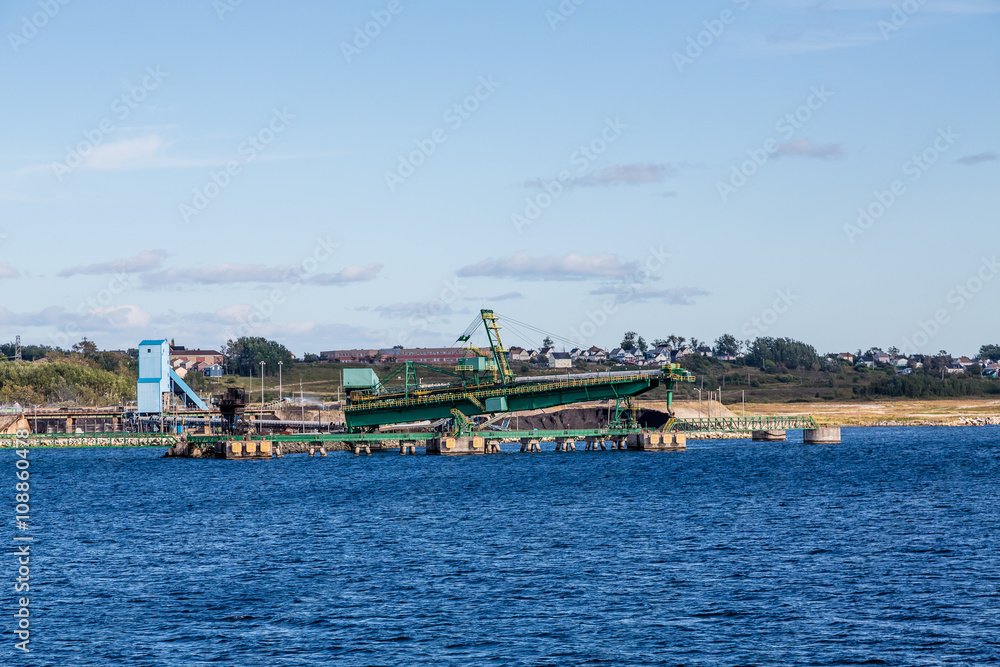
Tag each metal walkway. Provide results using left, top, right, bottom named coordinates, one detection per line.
left=666, top=415, right=818, bottom=433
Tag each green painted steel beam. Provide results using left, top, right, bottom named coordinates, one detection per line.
left=345, top=377, right=667, bottom=428
left=186, top=427, right=644, bottom=446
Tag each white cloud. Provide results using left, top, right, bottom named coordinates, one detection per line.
left=85, top=135, right=169, bottom=170
left=0, top=304, right=152, bottom=333
left=373, top=302, right=454, bottom=320
left=458, top=252, right=638, bottom=281
left=58, top=250, right=167, bottom=276
left=590, top=285, right=709, bottom=306
left=955, top=152, right=998, bottom=166
left=142, top=263, right=382, bottom=287
left=0, top=262, right=19, bottom=278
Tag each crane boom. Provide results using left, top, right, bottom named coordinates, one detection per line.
left=480, top=309, right=514, bottom=384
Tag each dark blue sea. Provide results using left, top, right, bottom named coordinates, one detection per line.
left=5, top=426, right=1000, bottom=666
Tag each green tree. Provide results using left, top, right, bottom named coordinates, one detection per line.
left=542, top=336, right=554, bottom=348
left=745, top=337, right=820, bottom=371
left=620, top=331, right=637, bottom=351
left=713, top=334, right=740, bottom=357
left=979, top=344, right=1000, bottom=360
left=636, top=336, right=648, bottom=355
left=223, top=337, right=294, bottom=376
left=71, top=338, right=98, bottom=357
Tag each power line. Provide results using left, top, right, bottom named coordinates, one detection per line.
left=495, top=313, right=580, bottom=349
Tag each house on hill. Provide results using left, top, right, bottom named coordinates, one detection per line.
left=548, top=352, right=572, bottom=369
left=508, top=347, right=531, bottom=363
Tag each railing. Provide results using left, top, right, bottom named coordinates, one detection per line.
left=667, top=415, right=819, bottom=433
left=186, top=426, right=644, bottom=445
left=0, top=432, right=180, bottom=448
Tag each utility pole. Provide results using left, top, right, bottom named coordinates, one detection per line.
left=260, top=361, right=265, bottom=406
left=278, top=360, right=283, bottom=402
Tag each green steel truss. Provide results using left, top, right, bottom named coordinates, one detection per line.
left=0, top=432, right=179, bottom=448
left=667, top=415, right=819, bottom=433
left=345, top=367, right=694, bottom=429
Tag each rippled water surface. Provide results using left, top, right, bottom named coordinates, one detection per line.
left=7, top=426, right=1000, bottom=665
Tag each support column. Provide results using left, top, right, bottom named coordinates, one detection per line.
left=804, top=427, right=841, bottom=444
left=427, top=435, right=485, bottom=455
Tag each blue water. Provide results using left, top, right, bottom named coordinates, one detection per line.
left=6, top=427, right=1000, bottom=666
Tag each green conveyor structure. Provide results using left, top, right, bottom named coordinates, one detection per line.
left=343, top=309, right=695, bottom=431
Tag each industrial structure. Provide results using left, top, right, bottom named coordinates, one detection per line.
left=137, top=340, right=208, bottom=413
left=339, top=310, right=696, bottom=450
left=0, top=312, right=839, bottom=455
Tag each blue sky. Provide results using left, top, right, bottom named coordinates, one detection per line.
left=1, top=0, right=997, bottom=357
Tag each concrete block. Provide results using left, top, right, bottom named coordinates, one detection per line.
left=427, top=435, right=486, bottom=455
left=804, top=427, right=841, bottom=444
left=629, top=431, right=686, bottom=452
left=752, top=430, right=787, bottom=442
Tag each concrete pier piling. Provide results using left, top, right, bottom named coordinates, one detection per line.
left=399, top=440, right=418, bottom=455
left=803, top=427, right=841, bottom=444
left=557, top=439, right=576, bottom=452
left=215, top=439, right=274, bottom=460
left=520, top=438, right=541, bottom=453
left=320, top=446, right=327, bottom=457
left=628, top=432, right=686, bottom=452
left=427, top=435, right=486, bottom=455
left=752, top=430, right=787, bottom=442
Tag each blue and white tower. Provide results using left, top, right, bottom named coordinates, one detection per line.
left=137, top=339, right=209, bottom=413
left=137, top=340, right=171, bottom=413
